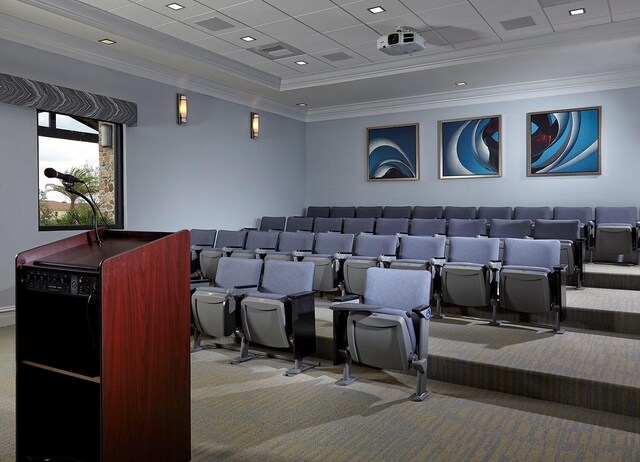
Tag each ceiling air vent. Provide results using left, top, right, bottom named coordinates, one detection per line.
left=195, top=17, right=235, bottom=33
left=249, top=42, right=305, bottom=60
left=322, top=52, right=352, bottom=62
left=500, top=16, right=536, bottom=31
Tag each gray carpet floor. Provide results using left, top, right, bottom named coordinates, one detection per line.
left=2, top=324, right=640, bottom=461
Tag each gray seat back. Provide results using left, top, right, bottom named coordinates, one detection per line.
left=447, top=218, right=487, bottom=237
left=259, top=216, right=286, bottom=231
left=190, top=229, right=216, bottom=247
left=397, top=235, right=446, bottom=260
left=374, top=218, right=410, bottom=235
left=595, top=206, right=637, bottom=226
left=343, top=217, right=375, bottom=234
left=314, top=232, right=354, bottom=254
left=244, top=230, right=280, bottom=251
left=503, top=238, right=560, bottom=271
left=409, top=218, right=446, bottom=236
left=364, top=267, right=431, bottom=311
left=489, top=219, right=532, bottom=239
left=354, top=233, right=397, bottom=257
left=412, top=206, right=443, bottom=219
left=214, top=257, right=263, bottom=289
left=477, top=206, right=512, bottom=220
left=306, top=206, right=330, bottom=218
left=553, top=207, right=593, bottom=224
left=356, top=206, right=383, bottom=218
left=448, top=236, right=500, bottom=264
left=330, top=206, right=356, bottom=218
left=260, top=260, right=314, bottom=295
left=276, top=231, right=314, bottom=253
left=513, top=206, right=551, bottom=221
left=215, top=229, right=247, bottom=249
left=285, top=216, right=314, bottom=232
left=444, top=206, right=476, bottom=219
left=383, top=206, right=412, bottom=218
left=312, top=217, right=343, bottom=233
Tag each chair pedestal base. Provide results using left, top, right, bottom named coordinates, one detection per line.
left=284, top=359, right=318, bottom=377
left=409, top=390, right=432, bottom=402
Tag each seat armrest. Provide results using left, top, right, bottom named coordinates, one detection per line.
left=411, top=305, right=431, bottom=319
left=378, top=254, right=396, bottom=266
left=330, top=302, right=382, bottom=313
left=554, top=264, right=568, bottom=273
left=332, top=294, right=359, bottom=303
left=255, top=248, right=268, bottom=257
left=334, top=252, right=352, bottom=260
left=221, top=246, right=242, bottom=255
left=487, top=260, right=502, bottom=271
left=292, top=250, right=312, bottom=260
left=430, top=257, right=446, bottom=268
left=287, top=290, right=316, bottom=300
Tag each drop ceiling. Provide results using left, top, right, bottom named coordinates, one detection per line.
left=1, top=0, right=639, bottom=119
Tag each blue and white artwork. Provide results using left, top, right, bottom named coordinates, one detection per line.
left=528, top=107, right=601, bottom=176
left=439, top=116, right=501, bottom=179
left=367, top=124, right=419, bottom=180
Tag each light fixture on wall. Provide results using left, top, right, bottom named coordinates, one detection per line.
left=99, top=123, right=113, bottom=148
left=250, top=112, right=259, bottom=139
left=177, top=93, right=187, bottom=125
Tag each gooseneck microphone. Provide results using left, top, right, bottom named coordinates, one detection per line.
left=44, top=167, right=82, bottom=184
left=44, top=166, right=102, bottom=246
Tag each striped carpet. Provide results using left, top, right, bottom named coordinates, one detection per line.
left=2, top=325, right=640, bottom=461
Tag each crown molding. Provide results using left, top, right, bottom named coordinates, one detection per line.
left=305, top=69, right=640, bottom=122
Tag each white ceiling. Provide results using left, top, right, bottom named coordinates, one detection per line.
left=1, top=0, right=640, bottom=119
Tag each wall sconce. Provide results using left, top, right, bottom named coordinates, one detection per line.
left=177, top=94, right=187, bottom=125
left=250, top=112, right=259, bottom=139
left=99, top=123, right=112, bottom=148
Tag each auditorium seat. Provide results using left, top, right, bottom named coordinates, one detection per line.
left=190, top=257, right=263, bottom=350
left=312, top=217, right=343, bottom=233
left=190, top=229, right=216, bottom=278
left=382, top=206, right=412, bottom=218
left=489, top=219, right=532, bottom=239
left=302, top=232, right=354, bottom=292
left=593, top=206, right=639, bottom=260
left=331, top=267, right=432, bottom=401
left=409, top=218, right=446, bottom=236
left=390, top=235, right=446, bottom=271
left=258, top=216, right=286, bottom=232
left=513, top=206, right=551, bottom=222
left=306, top=206, right=330, bottom=218
left=374, top=217, right=410, bottom=235
left=447, top=218, right=487, bottom=237
left=412, top=206, right=443, bottom=219
left=444, top=206, right=477, bottom=220
left=199, top=230, right=247, bottom=281
left=477, top=206, right=512, bottom=221
left=433, top=237, right=501, bottom=323
left=342, top=217, right=375, bottom=234
left=230, top=230, right=280, bottom=259
left=500, top=238, right=566, bottom=333
left=534, top=219, right=584, bottom=288
left=356, top=206, right=383, bottom=218
left=236, top=260, right=317, bottom=376
left=285, top=216, right=314, bottom=232
left=553, top=206, right=595, bottom=253
left=330, top=206, right=356, bottom=218
left=263, top=231, right=314, bottom=261
left=341, top=234, right=398, bottom=297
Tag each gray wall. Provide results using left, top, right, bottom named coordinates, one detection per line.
left=0, top=39, right=307, bottom=309
left=305, top=87, right=640, bottom=208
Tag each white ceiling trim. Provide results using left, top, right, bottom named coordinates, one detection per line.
left=305, top=69, right=640, bottom=122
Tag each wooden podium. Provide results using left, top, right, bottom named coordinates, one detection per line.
left=15, top=229, right=191, bottom=462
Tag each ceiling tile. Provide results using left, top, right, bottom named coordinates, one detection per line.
left=135, top=0, right=213, bottom=20
left=194, top=0, right=253, bottom=8
left=223, top=48, right=271, bottom=65
left=398, top=0, right=468, bottom=14
left=347, top=42, right=410, bottom=61
left=191, top=35, right=241, bottom=53
left=488, top=10, right=553, bottom=40
left=254, top=18, right=318, bottom=42
left=295, top=7, right=361, bottom=32
left=312, top=48, right=372, bottom=68
left=290, top=34, right=341, bottom=54
left=324, top=24, right=382, bottom=47
left=338, top=0, right=413, bottom=23
left=450, top=36, right=502, bottom=49
left=183, top=11, right=244, bottom=35
left=109, top=3, right=174, bottom=28
left=543, top=0, right=611, bottom=27
left=552, top=15, right=611, bottom=31
left=219, top=0, right=290, bottom=27
left=367, top=14, right=431, bottom=36
left=251, top=60, right=302, bottom=77
left=610, top=0, right=640, bottom=20
left=262, top=0, right=335, bottom=16
left=416, top=3, right=498, bottom=42
left=154, top=21, right=212, bottom=42
left=469, top=0, right=544, bottom=19
left=78, top=0, right=130, bottom=11
left=278, top=54, right=337, bottom=72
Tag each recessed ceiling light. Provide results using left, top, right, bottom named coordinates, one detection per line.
left=296, top=103, right=307, bottom=107
left=167, top=3, right=184, bottom=10
left=241, top=36, right=256, bottom=42
left=99, top=38, right=116, bottom=45
left=455, top=81, right=467, bottom=86
left=569, top=8, right=585, bottom=15
left=368, top=6, right=385, bottom=14
left=295, top=60, right=308, bottom=66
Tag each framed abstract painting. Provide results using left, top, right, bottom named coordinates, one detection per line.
left=527, top=106, right=601, bottom=176
left=439, top=115, right=501, bottom=179
left=367, top=123, right=419, bottom=181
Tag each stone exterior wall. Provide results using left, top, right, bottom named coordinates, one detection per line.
left=98, top=122, right=115, bottom=224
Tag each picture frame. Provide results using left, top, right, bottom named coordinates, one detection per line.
left=367, top=123, right=419, bottom=181
left=527, top=106, right=601, bottom=176
left=439, top=115, right=501, bottom=179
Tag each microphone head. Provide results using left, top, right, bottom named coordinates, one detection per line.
left=44, top=168, right=57, bottom=178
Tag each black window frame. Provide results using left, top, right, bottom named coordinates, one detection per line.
left=37, top=110, right=124, bottom=231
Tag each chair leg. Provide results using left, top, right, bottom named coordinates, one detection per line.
left=335, top=350, right=357, bottom=386
left=230, top=330, right=255, bottom=364
left=432, top=293, right=443, bottom=319
left=553, top=310, right=565, bottom=334
left=284, top=358, right=319, bottom=377
left=191, top=329, right=203, bottom=352
left=488, top=299, right=501, bottom=326
left=409, top=358, right=431, bottom=402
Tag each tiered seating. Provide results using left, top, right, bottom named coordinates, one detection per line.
left=374, top=217, right=409, bottom=235
left=300, top=232, right=355, bottom=292
left=258, top=216, right=286, bottom=232
left=190, top=228, right=216, bottom=278
left=534, top=219, right=584, bottom=288
left=262, top=231, right=314, bottom=261
left=343, top=217, right=375, bottom=234
left=593, top=206, right=639, bottom=260
left=230, top=230, right=280, bottom=259
left=199, top=229, right=247, bottom=281
left=340, top=234, right=398, bottom=297
left=285, top=216, right=314, bottom=232
left=312, top=217, right=343, bottom=233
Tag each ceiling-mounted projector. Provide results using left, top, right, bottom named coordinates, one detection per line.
left=377, top=27, right=427, bottom=55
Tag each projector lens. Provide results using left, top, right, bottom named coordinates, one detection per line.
left=388, top=33, right=399, bottom=45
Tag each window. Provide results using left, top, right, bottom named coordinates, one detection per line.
left=37, top=111, right=123, bottom=230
